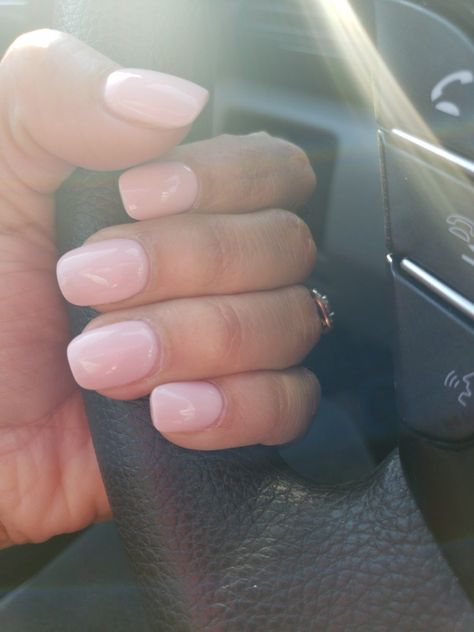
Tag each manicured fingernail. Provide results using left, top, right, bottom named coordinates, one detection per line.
left=67, top=321, right=158, bottom=391
left=104, top=68, right=209, bottom=129
left=119, top=161, right=198, bottom=219
left=150, top=382, right=224, bottom=433
left=57, top=239, right=148, bottom=306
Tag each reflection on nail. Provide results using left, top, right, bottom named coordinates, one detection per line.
left=57, top=239, right=149, bottom=306
left=120, top=161, right=198, bottom=219
left=67, top=321, right=158, bottom=390
left=151, top=381, right=224, bottom=433
left=104, top=68, right=209, bottom=129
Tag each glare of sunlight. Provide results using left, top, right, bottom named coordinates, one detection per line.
left=304, top=0, right=436, bottom=143
left=301, top=0, right=473, bottom=249
left=5, top=28, right=63, bottom=54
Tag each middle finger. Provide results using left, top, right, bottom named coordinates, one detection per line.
left=56, top=209, right=316, bottom=310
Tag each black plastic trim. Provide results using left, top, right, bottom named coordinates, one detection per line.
left=400, top=427, right=474, bottom=602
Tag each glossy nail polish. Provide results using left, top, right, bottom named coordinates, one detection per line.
left=67, top=321, right=158, bottom=391
left=104, top=68, right=209, bottom=129
left=120, top=161, right=198, bottom=219
left=150, top=382, right=224, bottom=433
left=57, top=239, right=149, bottom=306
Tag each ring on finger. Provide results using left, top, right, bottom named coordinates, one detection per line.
left=310, top=288, right=334, bottom=335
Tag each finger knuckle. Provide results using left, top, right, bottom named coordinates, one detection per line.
left=261, top=375, right=294, bottom=445
left=6, top=28, right=54, bottom=52
left=265, top=207, right=293, bottom=228
left=4, top=30, right=65, bottom=69
left=262, top=370, right=320, bottom=446
left=207, top=299, right=244, bottom=365
left=303, top=367, right=321, bottom=393
left=248, top=130, right=272, bottom=142
left=284, top=141, right=317, bottom=200
left=302, top=368, right=321, bottom=413
left=299, top=225, right=317, bottom=274
left=277, top=210, right=317, bottom=274
left=289, top=141, right=315, bottom=179
left=273, top=375, right=293, bottom=423
left=201, top=219, right=236, bottom=288
left=1, top=30, right=82, bottom=142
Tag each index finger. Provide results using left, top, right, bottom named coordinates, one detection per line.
left=119, top=133, right=317, bottom=220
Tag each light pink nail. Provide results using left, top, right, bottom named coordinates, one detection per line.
left=150, top=382, right=224, bottom=433
left=67, top=321, right=158, bottom=391
left=57, top=239, right=148, bottom=306
left=104, top=68, right=209, bottom=129
left=119, top=161, right=198, bottom=220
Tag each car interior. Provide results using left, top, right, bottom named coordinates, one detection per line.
left=0, top=0, right=473, bottom=630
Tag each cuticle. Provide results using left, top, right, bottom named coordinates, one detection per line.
left=203, top=379, right=227, bottom=432
left=139, top=317, right=165, bottom=375
left=187, top=164, right=202, bottom=211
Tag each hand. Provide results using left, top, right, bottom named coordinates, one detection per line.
left=0, top=30, right=318, bottom=547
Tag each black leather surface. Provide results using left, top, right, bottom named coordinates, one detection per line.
left=53, top=1, right=474, bottom=630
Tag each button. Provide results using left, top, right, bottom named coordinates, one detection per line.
left=375, top=0, right=474, bottom=159
left=393, top=266, right=474, bottom=441
left=382, top=136, right=474, bottom=303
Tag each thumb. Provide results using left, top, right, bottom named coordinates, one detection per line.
left=0, top=29, right=208, bottom=192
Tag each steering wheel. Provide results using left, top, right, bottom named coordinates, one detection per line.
left=54, top=0, right=474, bottom=629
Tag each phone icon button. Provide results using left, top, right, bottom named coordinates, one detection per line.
left=446, top=215, right=474, bottom=269
left=431, top=70, right=474, bottom=118
left=375, top=1, right=474, bottom=159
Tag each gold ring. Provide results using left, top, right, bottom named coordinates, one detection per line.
left=311, top=289, right=334, bottom=335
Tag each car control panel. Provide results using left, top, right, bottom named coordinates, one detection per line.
left=373, top=0, right=474, bottom=601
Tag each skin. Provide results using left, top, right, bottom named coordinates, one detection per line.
left=0, top=30, right=319, bottom=548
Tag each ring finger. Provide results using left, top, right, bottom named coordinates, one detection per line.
left=66, top=285, right=321, bottom=400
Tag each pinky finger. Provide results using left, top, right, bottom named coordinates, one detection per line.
left=150, top=368, right=320, bottom=451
